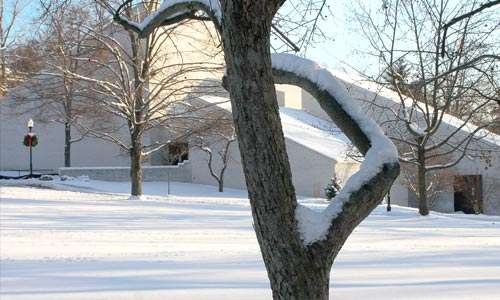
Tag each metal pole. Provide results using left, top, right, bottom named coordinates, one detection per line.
left=167, top=168, right=170, bottom=195
left=29, top=127, right=33, bottom=178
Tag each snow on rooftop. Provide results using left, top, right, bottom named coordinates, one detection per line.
left=198, top=95, right=232, bottom=111
left=279, top=108, right=350, bottom=161
left=328, top=68, right=500, bottom=147
left=198, top=95, right=352, bottom=161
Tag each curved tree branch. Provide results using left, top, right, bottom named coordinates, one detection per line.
left=441, top=0, right=500, bottom=57
left=271, top=54, right=400, bottom=252
left=111, top=0, right=222, bottom=38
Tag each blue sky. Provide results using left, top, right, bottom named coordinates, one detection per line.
left=304, top=0, right=384, bottom=76
left=3, top=0, right=40, bottom=40
left=6, top=0, right=378, bottom=75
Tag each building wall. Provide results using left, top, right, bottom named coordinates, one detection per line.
left=148, top=21, right=224, bottom=112
left=190, top=141, right=246, bottom=191
left=59, top=163, right=191, bottom=182
left=390, top=159, right=500, bottom=215
left=300, top=89, right=330, bottom=120
left=389, top=177, right=410, bottom=207
left=190, top=136, right=344, bottom=197
left=452, top=153, right=500, bottom=215
left=0, top=102, right=130, bottom=171
left=278, top=73, right=500, bottom=214
left=286, top=138, right=337, bottom=197
left=275, top=84, right=303, bottom=109
left=334, top=161, right=360, bottom=187
left=0, top=21, right=221, bottom=172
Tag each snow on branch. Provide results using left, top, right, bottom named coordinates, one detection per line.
left=111, top=0, right=222, bottom=37
left=272, top=54, right=399, bottom=246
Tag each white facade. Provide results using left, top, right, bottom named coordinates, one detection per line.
left=190, top=131, right=359, bottom=197
left=274, top=73, right=500, bottom=215
left=0, top=101, right=130, bottom=171
left=1, top=17, right=498, bottom=213
left=188, top=96, right=358, bottom=197
left=2, top=71, right=499, bottom=213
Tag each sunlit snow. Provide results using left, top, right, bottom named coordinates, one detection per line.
left=1, top=179, right=499, bottom=300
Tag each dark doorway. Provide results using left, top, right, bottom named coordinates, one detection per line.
left=454, top=175, right=483, bottom=214
left=167, top=142, right=189, bottom=165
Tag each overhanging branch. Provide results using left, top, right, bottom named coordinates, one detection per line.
left=271, top=54, right=399, bottom=251
left=109, top=0, right=222, bottom=38
left=441, top=0, right=500, bottom=57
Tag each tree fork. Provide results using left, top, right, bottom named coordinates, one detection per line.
left=110, top=1, right=400, bottom=298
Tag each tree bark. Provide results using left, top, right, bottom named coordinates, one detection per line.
left=130, top=135, right=143, bottom=197
left=64, top=122, right=71, bottom=167
left=417, top=147, right=429, bottom=215
left=218, top=180, right=224, bottom=192
left=221, top=2, right=333, bottom=298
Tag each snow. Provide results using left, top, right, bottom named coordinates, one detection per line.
left=1, top=180, right=500, bottom=299
left=325, top=65, right=500, bottom=148
left=272, top=54, right=399, bottom=245
left=132, top=0, right=222, bottom=32
left=199, top=95, right=353, bottom=161
left=198, top=95, right=232, bottom=111
left=409, top=123, right=426, bottom=137
left=280, top=108, right=351, bottom=160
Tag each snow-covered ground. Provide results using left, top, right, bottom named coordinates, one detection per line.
left=1, top=178, right=500, bottom=299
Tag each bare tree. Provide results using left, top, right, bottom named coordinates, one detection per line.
left=58, top=3, right=223, bottom=197
left=102, top=0, right=399, bottom=298
left=354, top=0, right=499, bottom=215
left=441, top=0, right=500, bottom=59
left=192, top=111, right=235, bottom=192
left=9, top=1, right=106, bottom=167
left=0, top=0, right=28, bottom=94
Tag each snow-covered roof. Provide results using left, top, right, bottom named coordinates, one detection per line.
left=198, top=95, right=351, bottom=161
left=328, top=69, right=500, bottom=147
left=279, top=108, right=350, bottom=160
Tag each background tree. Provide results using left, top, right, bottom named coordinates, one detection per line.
left=62, top=2, right=222, bottom=197
left=355, top=0, right=499, bottom=215
left=9, top=0, right=107, bottom=167
left=191, top=108, right=235, bottom=192
left=0, top=0, right=29, bottom=94
left=105, top=0, right=399, bottom=299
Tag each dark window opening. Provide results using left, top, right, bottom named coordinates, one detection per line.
left=167, top=142, right=189, bottom=165
left=454, top=175, right=483, bottom=214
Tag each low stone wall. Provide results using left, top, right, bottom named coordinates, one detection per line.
left=59, top=161, right=192, bottom=182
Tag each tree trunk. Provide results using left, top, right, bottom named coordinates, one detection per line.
left=64, top=122, right=71, bottom=167
left=130, top=137, right=143, bottom=197
left=221, top=2, right=332, bottom=298
left=218, top=179, right=223, bottom=192
left=417, top=148, right=429, bottom=215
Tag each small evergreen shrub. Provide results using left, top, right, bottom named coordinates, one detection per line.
left=325, top=177, right=342, bottom=200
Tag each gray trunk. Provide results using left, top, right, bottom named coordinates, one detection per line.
left=64, top=122, right=71, bottom=167
left=221, top=2, right=333, bottom=298
left=417, top=148, right=429, bottom=215
left=130, top=139, right=143, bottom=196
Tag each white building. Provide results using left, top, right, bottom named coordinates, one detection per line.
left=2, top=71, right=499, bottom=215
left=1, top=22, right=498, bottom=214
left=270, top=76, right=500, bottom=216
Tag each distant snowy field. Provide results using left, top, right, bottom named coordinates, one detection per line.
left=1, top=178, right=500, bottom=300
